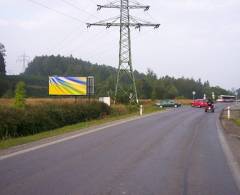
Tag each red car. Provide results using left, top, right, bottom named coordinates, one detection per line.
left=191, top=99, right=208, bottom=108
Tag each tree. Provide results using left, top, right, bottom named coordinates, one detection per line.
left=146, top=68, right=157, bottom=80
left=153, top=80, right=165, bottom=99
left=237, top=88, right=240, bottom=98
left=167, top=84, right=178, bottom=99
left=22, top=55, right=231, bottom=100
left=0, top=43, right=6, bottom=75
left=145, top=69, right=157, bottom=99
left=14, top=81, right=26, bottom=109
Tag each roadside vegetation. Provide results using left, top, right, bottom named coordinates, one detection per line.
left=0, top=102, right=111, bottom=140
left=231, top=109, right=240, bottom=127
left=221, top=108, right=240, bottom=127
left=234, top=119, right=240, bottom=126
left=0, top=48, right=231, bottom=150
left=0, top=100, right=161, bottom=149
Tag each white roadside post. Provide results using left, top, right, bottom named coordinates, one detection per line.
left=192, top=91, right=196, bottom=101
left=140, top=105, right=143, bottom=116
left=227, top=106, right=231, bottom=120
left=212, top=92, right=215, bottom=101
left=236, top=91, right=238, bottom=105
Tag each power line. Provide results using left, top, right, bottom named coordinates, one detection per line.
left=67, top=29, right=112, bottom=55
left=88, top=0, right=99, bottom=6
left=60, top=0, right=100, bottom=19
left=27, top=0, right=85, bottom=23
left=85, top=29, right=153, bottom=63
left=50, top=23, right=111, bottom=55
left=27, top=0, right=101, bottom=55
left=50, top=24, right=85, bottom=53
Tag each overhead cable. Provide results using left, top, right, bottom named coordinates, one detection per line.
left=27, top=0, right=85, bottom=23
left=60, top=0, right=100, bottom=19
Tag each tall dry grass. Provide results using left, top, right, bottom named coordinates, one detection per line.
left=176, top=99, right=192, bottom=105
left=0, top=98, right=193, bottom=107
left=0, top=97, right=96, bottom=107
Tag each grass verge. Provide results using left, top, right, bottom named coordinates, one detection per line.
left=0, top=105, right=161, bottom=150
left=234, top=119, right=240, bottom=127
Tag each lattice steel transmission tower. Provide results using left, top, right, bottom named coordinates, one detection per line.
left=87, top=0, right=160, bottom=104
left=17, top=53, right=30, bottom=73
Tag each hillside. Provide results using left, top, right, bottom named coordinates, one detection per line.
left=0, top=55, right=231, bottom=99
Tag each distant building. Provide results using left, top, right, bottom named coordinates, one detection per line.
left=216, top=95, right=236, bottom=102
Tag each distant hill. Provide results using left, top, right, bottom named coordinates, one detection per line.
left=23, top=55, right=145, bottom=97
left=25, top=55, right=116, bottom=79
left=0, top=55, right=232, bottom=99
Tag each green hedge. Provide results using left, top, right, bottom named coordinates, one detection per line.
left=0, top=102, right=110, bottom=139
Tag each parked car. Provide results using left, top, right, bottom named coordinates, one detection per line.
left=191, top=99, right=208, bottom=108
left=156, top=99, right=181, bottom=108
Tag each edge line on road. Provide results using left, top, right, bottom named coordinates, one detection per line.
left=0, top=111, right=163, bottom=161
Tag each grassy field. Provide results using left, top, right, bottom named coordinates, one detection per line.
left=234, top=119, right=240, bottom=126
left=0, top=98, right=192, bottom=106
left=0, top=102, right=161, bottom=150
left=0, top=97, right=94, bottom=106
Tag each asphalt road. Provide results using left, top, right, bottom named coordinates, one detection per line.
left=0, top=104, right=239, bottom=195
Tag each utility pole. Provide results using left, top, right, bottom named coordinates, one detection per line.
left=17, top=53, right=30, bottom=73
left=87, top=0, right=160, bottom=104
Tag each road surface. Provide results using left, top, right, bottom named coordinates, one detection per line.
left=0, top=104, right=239, bottom=195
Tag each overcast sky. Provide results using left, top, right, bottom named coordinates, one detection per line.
left=0, top=0, right=239, bottom=89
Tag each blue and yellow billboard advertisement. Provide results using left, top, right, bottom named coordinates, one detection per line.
left=49, top=77, right=87, bottom=95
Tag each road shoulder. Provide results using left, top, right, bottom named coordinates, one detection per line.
left=217, top=111, right=240, bottom=192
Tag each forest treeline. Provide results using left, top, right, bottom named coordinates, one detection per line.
left=0, top=55, right=232, bottom=99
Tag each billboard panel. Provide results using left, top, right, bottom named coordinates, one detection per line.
left=49, top=77, right=87, bottom=95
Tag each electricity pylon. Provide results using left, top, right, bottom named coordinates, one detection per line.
left=17, top=53, right=30, bottom=73
left=87, top=0, right=160, bottom=104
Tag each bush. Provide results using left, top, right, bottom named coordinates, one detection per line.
left=14, top=81, right=26, bottom=109
left=110, top=104, right=128, bottom=116
left=126, top=104, right=139, bottom=113
left=110, top=104, right=139, bottom=116
left=0, top=102, right=110, bottom=139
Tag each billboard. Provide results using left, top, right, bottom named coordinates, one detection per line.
left=49, top=77, right=87, bottom=96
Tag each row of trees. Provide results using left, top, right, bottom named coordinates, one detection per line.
left=0, top=50, right=234, bottom=99
left=22, top=55, right=232, bottom=100
left=136, top=69, right=231, bottom=100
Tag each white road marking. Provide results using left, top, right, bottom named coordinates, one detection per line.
left=0, top=111, right=163, bottom=161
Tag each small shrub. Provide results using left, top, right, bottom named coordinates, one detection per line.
left=110, top=104, right=128, bottom=116
left=126, top=104, right=139, bottom=113
left=14, top=81, right=26, bottom=109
